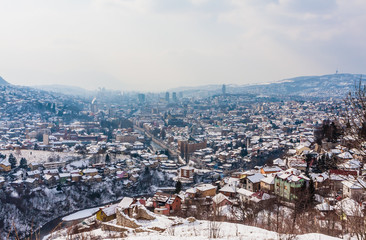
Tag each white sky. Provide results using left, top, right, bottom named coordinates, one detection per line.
left=0, top=0, right=366, bottom=91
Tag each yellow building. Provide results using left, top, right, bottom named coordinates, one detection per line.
left=96, top=204, right=118, bottom=222
left=0, top=159, right=11, bottom=172
left=196, top=184, right=217, bottom=197
left=83, top=168, right=98, bottom=177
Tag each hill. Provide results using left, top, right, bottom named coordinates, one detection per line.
left=170, top=73, right=364, bottom=99
left=0, top=76, right=10, bottom=85
left=236, top=73, right=363, bottom=98
left=33, top=84, right=94, bottom=97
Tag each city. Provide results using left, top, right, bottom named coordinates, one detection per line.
left=1, top=1, right=366, bottom=239
left=0, top=76, right=364, bottom=239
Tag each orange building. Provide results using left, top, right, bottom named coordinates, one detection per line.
left=152, top=192, right=182, bottom=215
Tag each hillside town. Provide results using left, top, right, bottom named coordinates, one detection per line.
left=3, top=0, right=366, bottom=237
left=0, top=83, right=364, bottom=240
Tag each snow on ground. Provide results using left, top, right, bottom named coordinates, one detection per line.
left=61, top=207, right=100, bottom=221
left=1, top=150, right=81, bottom=164
left=47, top=212, right=342, bottom=240
left=68, top=159, right=89, bottom=168
left=10, top=191, right=19, bottom=198
left=121, top=219, right=341, bottom=240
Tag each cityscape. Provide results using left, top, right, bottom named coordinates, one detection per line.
left=1, top=1, right=366, bottom=240
left=0, top=73, right=364, bottom=239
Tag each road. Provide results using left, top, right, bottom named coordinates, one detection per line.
left=134, top=125, right=185, bottom=164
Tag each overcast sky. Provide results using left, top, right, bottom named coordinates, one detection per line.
left=0, top=0, right=365, bottom=92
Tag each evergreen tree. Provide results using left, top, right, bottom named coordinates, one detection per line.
left=305, top=154, right=312, bottom=175
left=175, top=180, right=182, bottom=194
left=240, top=148, right=248, bottom=157
left=34, top=143, right=39, bottom=150
left=19, top=157, right=27, bottom=169
left=161, top=128, right=166, bottom=140
left=8, top=153, right=17, bottom=169
left=105, top=154, right=111, bottom=164
left=144, top=166, right=150, bottom=175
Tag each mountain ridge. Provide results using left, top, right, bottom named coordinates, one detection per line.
left=169, top=73, right=364, bottom=98
left=18, top=73, right=366, bottom=98
left=33, top=84, right=94, bottom=97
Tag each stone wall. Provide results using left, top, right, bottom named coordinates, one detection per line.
left=116, top=209, right=141, bottom=228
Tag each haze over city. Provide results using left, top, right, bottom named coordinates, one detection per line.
left=4, top=1, right=366, bottom=239
left=1, top=0, right=366, bottom=91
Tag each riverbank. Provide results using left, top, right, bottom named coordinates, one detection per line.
left=35, top=196, right=126, bottom=239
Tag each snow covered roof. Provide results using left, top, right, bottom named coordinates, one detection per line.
left=180, top=166, right=195, bottom=170
left=25, top=178, right=36, bottom=183
left=337, top=152, right=353, bottom=159
left=83, top=168, right=98, bottom=174
left=59, top=173, right=70, bottom=178
left=261, top=166, right=282, bottom=172
left=43, top=174, right=54, bottom=181
left=261, top=175, right=274, bottom=185
left=152, top=192, right=170, bottom=202
left=102, top=204, right=118, bottom=216
left=118, top=197, right=134, bottom=209
left=0, top=158, right=10, bottom=167
left=331, top=149, right=341, bottom=154
left=27, top=170, right=41, bottom=175
left=342, top=179, right=366, bottom=189
left=251, top=191, right=271, bottom=202
left=212, top=193, right=231, bottom=204
left=276, top=168, right=309, bottom=182
left=310, top=173, right=329, bottom=183
left=237, top=188, right=254, bottom=197
left=329, top=169, right=357, bottom=181
left=196, top=184, right=216, bottom=192
left=219, top=185, right=235, bottom=193
left=186, top=187, right=197, bottom=194
left=166, top=195, right=180, bottom=204
left=247, top=173, right=264, bottom=183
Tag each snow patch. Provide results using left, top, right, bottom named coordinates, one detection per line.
left=62, top=207, right=100, bottom=221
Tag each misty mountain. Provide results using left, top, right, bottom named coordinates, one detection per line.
left=170, top=73, right=364, bottom=98
left=33, top=84, right=94, bottom=97
left=235, top=73, right=363, bottom=98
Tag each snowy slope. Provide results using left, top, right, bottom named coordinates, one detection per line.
left=46, top=211, right=341, bottom=240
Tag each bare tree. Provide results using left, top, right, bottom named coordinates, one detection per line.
left=343, top=77, right=366, bottom=160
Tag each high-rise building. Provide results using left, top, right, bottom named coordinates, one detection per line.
left=91, top=98, right=98, bottom=113
left=172, top=92, right=177, bottom=102
left=138, top=93, right=145, bottom=103
left=222, top=84, right=226, bottom=95
left=165, top=92, right=170, bottom=102
left=43, top=134, right=49, bottom=145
